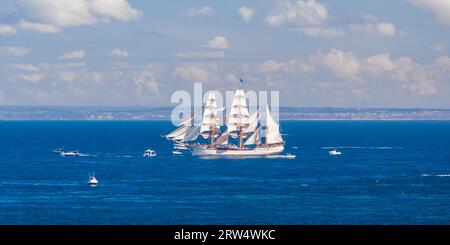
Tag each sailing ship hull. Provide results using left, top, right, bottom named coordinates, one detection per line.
left=190, top=144, right=284, bottom=156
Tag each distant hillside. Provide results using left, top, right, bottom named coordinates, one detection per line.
left=1, top=106, right=450, bottom=120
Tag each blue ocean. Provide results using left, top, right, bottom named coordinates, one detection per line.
left=1, top=121, right=450, bottom=224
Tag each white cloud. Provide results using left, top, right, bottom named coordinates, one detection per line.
left=312, top=49, right=361, bottom=81
left=409, top=0, right=450, bottom=26
left=107, top=48, right=128, bottom=57
left=266, top=0, right=328, bottom=27
left=18, top=19, right=59, bottom=33
left=174, top=66, right=210, bottom=82
left=0, top=90, right=13, bottom=104
left=176, top=51, right=225, bottom=59
left=89, top=72, right=103, bottom=84
left=244, top=59, right=314, bottom=76
left=12, top=63, right=39, bottom=71
left=59, top=71, right=77, bottom=82
left=256, top=60, right=285, bottom=73
left=238, top=6, right=255, bottom=23
left=0, top=24, right=17, bottom=35
left=0, top=46, right=32, bottom=56
left=58, top=50, right=85, bottom=60
left=132, top=64, right=159, bottom=94
left=17, top=0, right=142, bottom=30
left=365, top=53, right=395, bottom=74
left=14, top=73, right=44, bottom=83
left=226, top=74, right=239, bottom=83
left=291, top=27, right=344, bottom=38
left=207, top=36, right=229, bottom=49
left=184, top=6, right=216, bottom=17
left=315, top=49, right=446, bottom=96
left=431, top=43, right=446, bottom=53
left=350, top=22, right=396, bottom=36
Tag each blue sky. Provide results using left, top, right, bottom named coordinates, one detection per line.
left=1, top=0, right=450, bottom=108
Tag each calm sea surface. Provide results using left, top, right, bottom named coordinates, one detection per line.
left=0, top=121, right=449, bottom=224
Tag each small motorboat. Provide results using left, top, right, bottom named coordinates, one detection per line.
left=60, top=150, right=80, bottom=157
left=143, top=149, right=156, bottom=157
left=329, top=149, right=342, bottom=155
left=172, top=150, right=183, bottom=155
left=284, top=154, right=296, bottom=159
left=292, top=146, right=299, bottom=149
left=88, top=173, right=98, bottom=186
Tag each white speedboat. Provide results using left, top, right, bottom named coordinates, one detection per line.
left=143, top=149, right=156, bottom=157
left=88, top=173, right=98, bottom=186
left=284, top=153, right=296, bottom=159
left=329, top=149, right=342, bottom=155
left=60, top=150, right=80, bottom=157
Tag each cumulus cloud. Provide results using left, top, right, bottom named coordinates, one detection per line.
left=252, top=59, right=314, bottom=74
left=58, top=50, right=85, bottom=60
left=207, top=36, right=229, bottom=49
left=17, top=0, right=142, bottom=31
left=365, top=53, right=395, bottom=74
left=14, top=73, right=44, bottom=83
left=226, top=74, right=239, bottom=83
left=431, top=43, right=446, bottom=53
left=312, top=49, right=361, bottom=81
left=184, top=6, right=216, bottom=17
left=0, top=90, right=13, bottom=104
left=350, top=22, right=397, bottom=36
left=266, top=0, right=328, bottom=27
left=131, top=64, right=159, bottom=95
left=107, top=48, right=128, bottom=57
left=59, top=71, right=77, bottom=82
left=408, top=0, right=450, bottom=26
left=265, top=1, right=399, bottom=39
left=174, top=65, right=210, bottom=82
left=18, top=19, right=59, bottom=33
left=310, top=49, right=450, bottom=96
left=0, top=46, right=32, bottom=56
left=89, top=72, right=103, bottom=84
left=290, top=27, right=344, bottom=38
left=12, top=63, right=39, bottom=71
left=0, top=24, right=17, bottom=35
left=176, top=51, right=225, bottom=59
left=238, top=6, right=255, bottom=23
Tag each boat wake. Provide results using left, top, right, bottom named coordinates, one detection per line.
left=114, top=155, right=134, bottom=158
left=422, top=173, right=450, bottom=177
left=78, top=153, right=93, bottom=157
left=321, top=146, right=403, bottom=149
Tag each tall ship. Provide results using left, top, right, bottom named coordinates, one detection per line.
left=164, top=89, right=284, bottom=156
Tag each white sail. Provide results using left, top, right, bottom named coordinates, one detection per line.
left=182, top=125, right=201, bottom=142
left=244, top=127, right=262, bottom=145
left=265, top=105, right=283, bottom=144
left=243, top=111, right=258, bottom=134
left=166, top=124, right=189, bottom=140
left=201, top=92, right=220, bottom=133
left=215, top=131, right=229, bottom=145
left=165, top=112, right=200, bottom=140
left=227, top=89, right=250, bottom=132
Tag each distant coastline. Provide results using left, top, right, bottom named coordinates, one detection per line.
left=1, top=106, right=450, bottom=121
